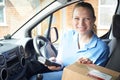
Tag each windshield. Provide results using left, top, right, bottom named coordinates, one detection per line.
left=0, top=0, right=54, bottom=38
left=0, top=0, right=117, bottom=39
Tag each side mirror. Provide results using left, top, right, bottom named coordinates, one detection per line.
left=50, top=27, right=58, bottom=43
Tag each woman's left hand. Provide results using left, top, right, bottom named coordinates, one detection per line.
left=47, top=57, right=61, bottom=70
left=77, top=57, right=93, bottom=64
left=47, top=66, right=61, bottom=71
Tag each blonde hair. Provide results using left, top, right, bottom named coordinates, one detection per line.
left=93, top=24, right=97, bottom=34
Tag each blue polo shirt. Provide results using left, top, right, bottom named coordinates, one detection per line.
left=58, top=30, right=109, bottom=67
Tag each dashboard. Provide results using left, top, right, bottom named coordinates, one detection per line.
left=0, top=43, right=26, bottom=80
left=0, top=37, right=44, bottom=80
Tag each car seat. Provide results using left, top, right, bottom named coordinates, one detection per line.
left=105, top=14, right=120, bottom=72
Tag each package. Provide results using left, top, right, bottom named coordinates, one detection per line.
left=62, top=62, right=120, bottom=80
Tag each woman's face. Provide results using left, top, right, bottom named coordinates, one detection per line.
left=72, top=7, right=95, bottom=35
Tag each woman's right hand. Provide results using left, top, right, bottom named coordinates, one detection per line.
left=77, top=57, right=93, bottom=64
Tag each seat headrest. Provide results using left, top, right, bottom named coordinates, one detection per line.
left=113, top=14, right=120, bottom=38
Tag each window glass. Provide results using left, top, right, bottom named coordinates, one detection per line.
left=50, top=0, right=117, bottom=45
left=0, top=7, right=4, bottom=23
left=0, top=0, right=54, bottom=38
left=32, top=16, right=50, bottom=38
left=100, top=0, right=117, bottom=5
left=98, top=0, right=117, bottom=37
left=32, top=0, right=117, bottom=49
left=0, top=0, right=3, bottom=2
left=0, top=0, right=5, bottom=25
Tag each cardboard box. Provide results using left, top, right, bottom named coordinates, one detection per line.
left=62, top=62, right=120, bottom=80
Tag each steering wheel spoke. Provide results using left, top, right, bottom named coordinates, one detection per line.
left=33, top=35, right=57, bottom=59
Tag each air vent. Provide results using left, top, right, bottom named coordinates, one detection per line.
left=0, top=55, right=5, bottom=66
left=19, top=46, right=25, bottom=55
left=1, top=68, right=8, bottom=80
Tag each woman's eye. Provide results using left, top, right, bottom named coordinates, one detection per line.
left=84, top=18, right=91, bottom=21
left=74, top=18, right=79, bottom=20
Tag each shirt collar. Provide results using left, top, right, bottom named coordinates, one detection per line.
left=77, top=34, right=98, bottom=51
left=86, top=34, right=98, bottom=49
left=74, top=32, right=98, bottom=51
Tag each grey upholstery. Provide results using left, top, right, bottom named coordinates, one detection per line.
left=105, top=14, right=120, bottom=72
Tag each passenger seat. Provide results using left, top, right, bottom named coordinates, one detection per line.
left=105, top=14, right=120, bottom=72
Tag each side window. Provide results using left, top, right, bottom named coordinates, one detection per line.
left=51, top=3, right=75, bottom=45
left=51, top=1, right=117, bottom=46
left=0, top=0, right=5, bottom=25
left=31, top=1, right=117, bottom=49
left=97, top=0, right=117, bottom=37
left=31, top=16, right=51, bottom=38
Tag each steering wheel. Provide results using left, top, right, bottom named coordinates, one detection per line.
left=33, top=35, right=57, bottom=59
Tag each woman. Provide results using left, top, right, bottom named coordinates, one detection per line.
left=47, top=1, right=109, bottom=71
left=31, top=2, right=109, bottom=80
